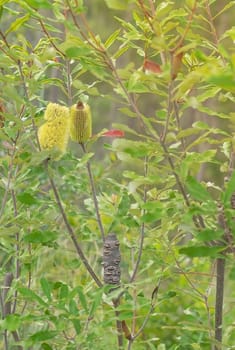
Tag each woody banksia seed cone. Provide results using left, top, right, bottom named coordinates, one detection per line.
left=103, top=233, right=121, bottom=285
left=70, top=102, right=92, bottom=144
left=38, top=103, right=70, bottom=159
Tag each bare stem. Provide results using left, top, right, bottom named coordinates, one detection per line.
left=11, top=190, right=20, bottom=314
left=113, top=299, right=124, bottom=349
left=130, top=156, right=148, bottom=283
left=45, top=160, right=103, bottom=287
left=214, top=257, right=225, bottom=350
left=80, top=143, right=105, bottom=242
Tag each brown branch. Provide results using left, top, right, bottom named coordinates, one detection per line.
left=38, top=19, right=66, bottom=58
left=205, top=0, right=226, bottom=65
left=172, top=0, right=198, bottom=52
left=45, top=160, right=102, bottom=287
left=129, top=156, right=148, bottom=283
left=214, top=257, right=225, bottom=349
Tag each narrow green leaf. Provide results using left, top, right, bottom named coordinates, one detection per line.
left=186, top=176, right=212, bottom=201
left=17, top=192, right=37, bottom=205
left=3, top=314, right=21, bottom=331
left=29, top=330, right=57, bottom=342
left=24, top=230, right=58, bottom=244
left=18, top=287, right=47, bottom=307
left=104, top=0, right=133, bottom=10
left=195, top=229, right=224, bottom=242
left=104, top=29, right=121, bottom=49
left=5, top=14, right=30, bottom=35
left=179, top=245, right=223, bottom=257
left=76, top=287, right=88, bottom=313
left=72, top=319, right=81, bottom=334
left=65, top=46, right=92, bottom=58
left=223, top=170, right=235, bottom=205
left=40, top=278, right=52, bottom=301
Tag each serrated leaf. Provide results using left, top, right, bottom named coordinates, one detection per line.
left=195, top=229, right=224, bottom=242
left=179, top=246, right=223, bottom=257
left=29, top=330, right=57, bottom=342
left=24, top=0, right=52, bottom=9
left=40, top=278, right=52, bottom=301
left=186, top=176, right=212, bottom=201
left=3, top=314, right=21, bottom=331
left=65, top=46, right=92, bottom=58
left=76, top=287, right=88, bottom=313
left=5, top=14, right=30, bottom=35
left=18, top=287, right=47, bottom=307
left=104, top=0, right=133, bottom=10
left=24, top=230, right=58, bottom=244
left=223, top=170, right=235, bottom=206
left=17, top=192, right=37, bottom=205
left=104, top=29, right=121, bottom=48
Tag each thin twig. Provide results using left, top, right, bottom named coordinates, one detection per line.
left=172, top=0, right=198, bottom=52
left=80, top=143, right=105, bottom=242
left=130, top=156, right=148, bottom=282
left=127, top=278, right=162, bottom=349
left=11, top=190, right=20, bottom=314
left=39, top=19, right=65, bottom=58
left=205, top=0, right=225, bottom=65
left=45, top=160, right=103, bottom=287
left=66, top=59, right=73, bottom=107
left=161, top=81, right=173, bottom=144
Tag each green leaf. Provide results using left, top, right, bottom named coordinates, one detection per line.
left=89, top=290, right=103, bottom=316
left=29, top=330, right=57, bottom=342
left=65, top=46, right=92, bottom=58
left=104, top=29, right=121, bottom=49
left=24, top=0, right=52, bottom=9
left=195, top=229, right=224, bottom=242
left=18, top=287, right=47, bottom=307
left=40, top=278, right=52, bottom=301
left=179, top=246, right=223, bottom=257
left=223, top=170, right=235, bottom=206
left=186, top=176, right=212, bottom=201
left=23, top=230, right=58, bottom=244
left=69, top=299, right=79, bottom=316
left=208, top=72, right=235, bottom=92
left=5, top=14, right=30, bottom=35
left=76, top=287, right=88, bottom=313
left=41, top=344, right=53, bottom=350
left=17, top=192, right=37, bottom=205
left=59, top=283, right=69, bottom=300
left=72, top=319, right=81, bottom=334
left=3, top=314, right=21, bottom=331
left=104, top=0, right=133, bottom=10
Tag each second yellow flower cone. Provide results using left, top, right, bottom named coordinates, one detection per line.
left=70, top=102, right=92, bottom=144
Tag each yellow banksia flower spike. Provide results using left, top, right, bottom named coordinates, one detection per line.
left=38, top=103, right=70, bottom=159
left=70, top=101, right=92, bottom=144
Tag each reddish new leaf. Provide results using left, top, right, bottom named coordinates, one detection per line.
left=143, top=59, right=162, bottom=74
left=102, top=129, right=124, bottom=138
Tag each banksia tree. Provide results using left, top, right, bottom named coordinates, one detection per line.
left=70, top=101, right=92, bottom=144
left=38, top=103, right=70, bottom=159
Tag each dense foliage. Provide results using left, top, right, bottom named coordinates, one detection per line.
left=0, top=0, right=235, bottom=349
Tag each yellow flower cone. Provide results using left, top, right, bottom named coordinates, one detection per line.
left=38, top=103, right=70, bottom=159
left=70, top=102, right=92, bottom=144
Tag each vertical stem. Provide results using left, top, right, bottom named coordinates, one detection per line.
left=80, top=143, right=105, bottom=242
left=45, top=161, right=103, bottom=288
left=11, top=190, right=20, bottom=314
left=130, top=156, right=148, bottom=283
left=113, top=299, right=124, bottom=349
left=214, top=257, right=225, bottom=350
